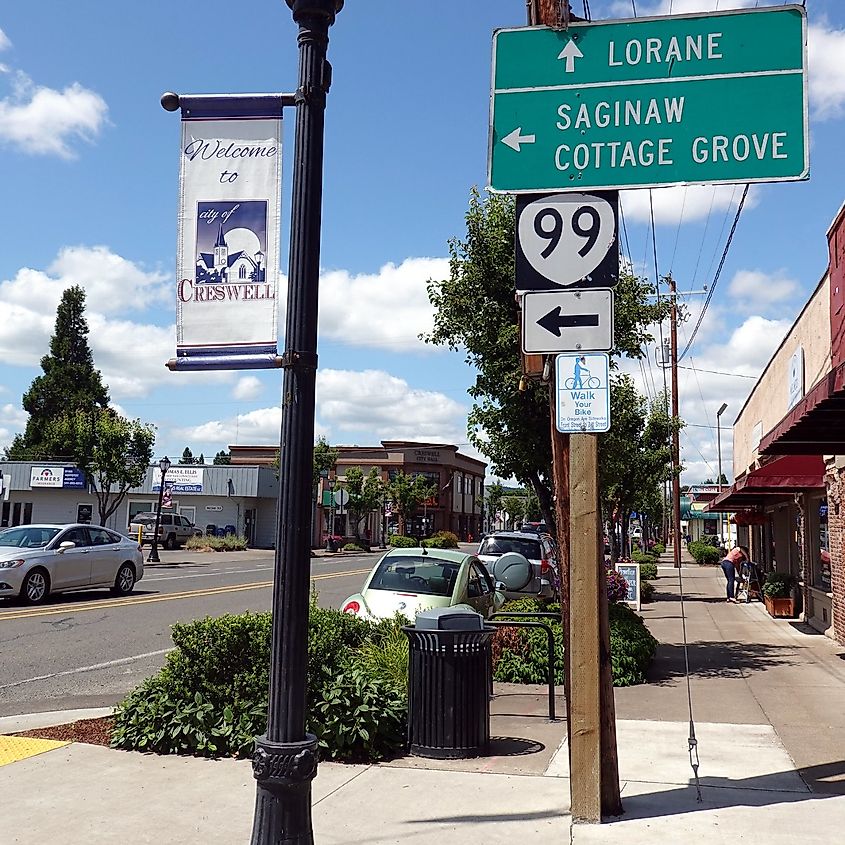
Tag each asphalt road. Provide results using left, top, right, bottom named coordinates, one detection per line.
left=0, top=548, right=380, bottom=717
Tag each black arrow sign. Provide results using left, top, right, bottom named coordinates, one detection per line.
left=537, top=307, right=600, bottom=337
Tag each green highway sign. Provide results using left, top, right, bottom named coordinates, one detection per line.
left=489, top=5, right=808, bottom=193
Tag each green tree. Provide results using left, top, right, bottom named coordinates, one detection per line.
left=197, top=453, right=205, bottom=465
left=213, top=450, right=231, bottom=465
left=502, top=495, right=526, bottom=529
left=181, top=447, right=195, bottom=465
left=313, top=436, right=339, bottom=487
left=343, top=466, right=384, bottom=542
left=46, top=408, right=155, bottom=526
left=423, top=189, right=672, bottom=530
left=6, top=285, right=109, bottom=459
left=385, top=471, right=436, bottom=536
left=485, top=481, right=504, bottom=530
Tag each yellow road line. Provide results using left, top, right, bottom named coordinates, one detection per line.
left=0, top=567, right=371, bottom=622
left=0, top=735, right=69, bottom=766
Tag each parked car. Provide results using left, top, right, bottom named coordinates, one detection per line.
left=0, top=523, right=144, bottom=605
left=477, top=531, right=557, bottom=600
left=340, top=547, right=505, bottom=621
left=519, top=522, right=549, bottom=535
left=128, top=512, right=199, bottom=549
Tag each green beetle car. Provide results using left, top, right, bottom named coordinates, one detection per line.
left=341, top=547, right=506, bottom=621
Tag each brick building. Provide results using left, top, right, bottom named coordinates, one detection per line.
left=707, top=203, right=845, bottom=644
left=230, top=440, right=486, bottom=545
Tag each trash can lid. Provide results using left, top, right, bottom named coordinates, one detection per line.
left=415, top=607, right=485, bottom=631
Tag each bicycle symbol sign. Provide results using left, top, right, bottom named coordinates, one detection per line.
left=555, top=352, right=610, bottom=433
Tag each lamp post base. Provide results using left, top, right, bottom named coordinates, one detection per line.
left=250, top=734, right=319, bottom=845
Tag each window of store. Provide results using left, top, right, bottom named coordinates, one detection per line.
left=805, top=495, right=830, bottom=591
left=127, top=500, right=158, bottom=527
left=2, top=501, right=33, bottom=528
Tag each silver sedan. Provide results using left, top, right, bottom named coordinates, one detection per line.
left=0, top=523, right=144, bottom=605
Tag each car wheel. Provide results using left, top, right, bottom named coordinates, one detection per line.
left=111, top=563, right=137, bottom=597
left=21, top=568, right=50, bottom=605
left=164, top=534, right=177, bottom=550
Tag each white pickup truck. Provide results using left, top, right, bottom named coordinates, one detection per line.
left=129, top=512, right=199, bottom=549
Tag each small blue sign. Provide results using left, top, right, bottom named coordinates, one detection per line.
left=62, top=467, right=87, bottom=489
left=555, top=352, right=611, bottom=433
left=616, top=563, right=639, bottom=607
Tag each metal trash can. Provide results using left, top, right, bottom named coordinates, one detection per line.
left=403, top=608, right=495, bottom=759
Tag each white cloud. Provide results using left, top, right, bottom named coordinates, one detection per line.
left=621, top=184, right=757, bottom=225
left=318, top=258, right=448, bottom=353
left=233, top=376, right=263, bottom=401
left=0, top=28, right=11, bottom=52
left=174, top=368, right=469, bottom=452
left=0, top=72, right=108, bottom=158
left=611, top=0, right=754, bottom=15
left=0, top=402, right=27, bottom=453
left=727, top=269, right=797, bottom=312
left=808, top=22, right=845, bottom=120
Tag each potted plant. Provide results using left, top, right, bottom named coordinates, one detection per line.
left=762, top=572, right=797, bottom=618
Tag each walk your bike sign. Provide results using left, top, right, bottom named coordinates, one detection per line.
left=555, top=352, right=610, bottom=433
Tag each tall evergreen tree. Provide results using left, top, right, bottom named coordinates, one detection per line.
left=213, top=450, right=232, bottom=465
left=6, top=286, right=108, bottom=459
left=181, top=447, right=195, bottom=465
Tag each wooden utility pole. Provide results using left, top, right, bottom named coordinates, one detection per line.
left=528, top=0, right=621, bottom=823
left=668, top=276, right=682, bottom=568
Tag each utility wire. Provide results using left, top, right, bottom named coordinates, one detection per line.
left=679, top=184, right=751, bottom=360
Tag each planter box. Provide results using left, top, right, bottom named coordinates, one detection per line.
left=764, top=595, right=796, bottom=618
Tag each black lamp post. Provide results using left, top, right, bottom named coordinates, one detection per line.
left=250, top=3, right=342, bottom=844
left=147, top=456, right=171, bottom=563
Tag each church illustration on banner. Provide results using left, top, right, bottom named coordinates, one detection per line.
left=194, top=200, right=268, bottom=285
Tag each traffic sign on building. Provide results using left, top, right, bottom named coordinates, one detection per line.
left=489, top=5, right=808, bottom=193
left=516, top=192, right=619, bottom=290
left=555, top=352, right=611, bottom=433
left=522, top=289, right=613, bottom=354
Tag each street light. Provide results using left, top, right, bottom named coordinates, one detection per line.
left=716, top=403, right=728, bottom=546
left=147, top=456, right=171, bottom=563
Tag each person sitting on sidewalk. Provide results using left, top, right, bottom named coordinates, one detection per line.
left=720, top=546, right=749, bottom=603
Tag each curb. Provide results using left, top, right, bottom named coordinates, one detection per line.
left=0, top=708, right=113, bottom=735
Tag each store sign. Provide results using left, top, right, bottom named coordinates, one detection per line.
left=787, top=346, right=804, bottom=410
left=413, top=449, right=441, bottom=464
left=153, top=466, right=204, bottom=494
left=616, top=562, right=641, bottom=611
left=30, top=466, right=87, bottom=489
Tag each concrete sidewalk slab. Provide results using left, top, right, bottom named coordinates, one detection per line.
left=0, top=707, right=112, bottom=734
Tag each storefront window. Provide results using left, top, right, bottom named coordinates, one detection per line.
left=818, top=500, right=831, bottom=591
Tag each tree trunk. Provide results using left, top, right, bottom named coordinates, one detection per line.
left=621, top=512, right=630, bottom=558
left=527, top=470, right=555, bottom=533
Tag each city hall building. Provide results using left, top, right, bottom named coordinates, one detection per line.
left=707, top=202, right=845, bottom=644
left=0, top=461, right=280, bottom=548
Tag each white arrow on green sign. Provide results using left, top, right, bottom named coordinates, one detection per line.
left=488, top=5, right=808, bottom=193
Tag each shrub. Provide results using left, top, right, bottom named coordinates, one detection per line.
left=762, top=571, right=795, bottom=599
left=638, top=560, right=658, bottom=581
left=421, top=530, right=459, bottom=549
left=388, top=534, right=416, bottom=548
left=343, top=542, right=366, bottom=552
left=606, top=569, right=629, bottom=603
left=688, top=541, right=722, bottom=566
left=652, top=543, right=666, bottom=555
left=185, top=534, right=248, bottom=552
left=491, top=598, right=657, bottom=687
left=609, top=602, right=658, bottom=686
left=111, top=603, right=409, bottom=763
left=640, top=580, right=656, bottom=603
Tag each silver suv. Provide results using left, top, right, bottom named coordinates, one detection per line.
left=129, top=513, right=198, bottom=550
left=477, top=531, right=558, bottom=600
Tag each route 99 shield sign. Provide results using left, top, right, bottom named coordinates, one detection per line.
left=516, top=191, right=619, bottom=291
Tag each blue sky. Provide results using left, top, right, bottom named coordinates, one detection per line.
left=1, top=1, right=844, bottom=484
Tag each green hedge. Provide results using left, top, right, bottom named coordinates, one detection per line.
left=343, top=542, right=366, bottom=552
left=638, top=560, right=658, bottom=581
left=652, top=543, right=666, bottom=555
left=421, top=531, right=460, bottom=549
left=110, top=605, right=408, bottom=763
left=387, top=534, right=416, bottom=548
left=688, top=541, right=722, bottom=566
left=185, top=534, right=248, bottom=551
left=491, top=597, right=658, bottom=687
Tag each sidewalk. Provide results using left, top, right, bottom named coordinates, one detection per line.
left=3, top=546, right=845, bottom=842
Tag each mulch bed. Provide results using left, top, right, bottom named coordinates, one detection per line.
left=13, top=716, right=114, bottom=747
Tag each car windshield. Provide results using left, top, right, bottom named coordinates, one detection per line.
left=0, top=526, right=61, bottom=548
left=479, top=537, right=541, bottom=559
left=368, top=556, right=459, bottom=597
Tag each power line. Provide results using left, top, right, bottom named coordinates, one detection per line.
left=677, top=365, right=756, bottom=379
left=679, top=184, right=750, bottom=361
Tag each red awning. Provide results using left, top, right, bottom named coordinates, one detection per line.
left=759, top=361, right=845, bottom=455
left=705, top=454, right=826, bottom=512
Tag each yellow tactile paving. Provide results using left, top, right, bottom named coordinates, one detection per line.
left=0, top=735, right=69, bottom=766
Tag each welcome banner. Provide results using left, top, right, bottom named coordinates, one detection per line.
left=170, top=96, right=282, bottom=370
